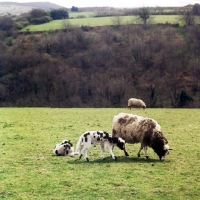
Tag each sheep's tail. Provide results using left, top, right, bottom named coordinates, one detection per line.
left=75, top=136, right=83, bottom=152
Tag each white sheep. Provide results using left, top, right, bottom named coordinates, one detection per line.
left=128, top=98, right=146, bottom=110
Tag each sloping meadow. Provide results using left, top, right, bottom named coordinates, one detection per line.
left=1, top=108, right=200, bottom=199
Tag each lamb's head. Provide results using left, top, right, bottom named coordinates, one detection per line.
left=151, top=131, right=173, bottom=160
left=107, top=136, right=125, bottom=150
left=61, top=140, right=73, bottom=147
left=117, top=137, right=126, bottom=150
left=64, top=143, right=72, bottom=150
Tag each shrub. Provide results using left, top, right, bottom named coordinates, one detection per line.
left=6, top=37, right=13, bottom=46
left=50, top=9, right=69, bottom=20
left=30, top=16, right=52, bottom=25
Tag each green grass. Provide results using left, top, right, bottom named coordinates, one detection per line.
left=69, top=12, right=96, bottom=18
left=21, top=15, right=182, bottom=32
left=1, top=108, right=200, bottom=199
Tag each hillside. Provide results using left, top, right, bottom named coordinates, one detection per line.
left=0, top=24, right=199, bottom=108
left=0, top=1, right=66, bottom=16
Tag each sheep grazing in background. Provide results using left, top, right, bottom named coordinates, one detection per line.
left=112, top=113, right=173, bottom=160
left=53, top=140, right=77, bottom=156
left=128, top=98, right=146, bottom=110
left=75, top=131, right=127, bottom=161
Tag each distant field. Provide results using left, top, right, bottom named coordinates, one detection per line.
left=21, top=15, right=182, bottom=32
left=69, top=11, right=96, bottom=18
left=1, top=108, right=200, bottom=199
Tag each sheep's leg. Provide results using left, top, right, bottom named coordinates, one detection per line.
left=137, top=144, right=143, bottom=157
left=144, top=146, right=149, bottom=159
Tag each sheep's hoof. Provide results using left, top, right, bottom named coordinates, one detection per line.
left=114, top=157, right=117, bottom=161
left=79, top=155, right=82, bottom=159
left=146, top=156, right=149, bottom=159
left=86, top=158, right=89, bottom=162
left=137, top=154, right=141, bottom=158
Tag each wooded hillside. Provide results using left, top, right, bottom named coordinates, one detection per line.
left=0, top=24, right=200, bottom=107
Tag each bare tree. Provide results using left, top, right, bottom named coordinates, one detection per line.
left=61, top=19, right=74, bottom=32
left=100, top=26, right=113, bottom=45
left=180, top=10, right=195, bottom=26
left=111, top=15, right=123, bottom=27
left=137, top=7, right=150, bottom=26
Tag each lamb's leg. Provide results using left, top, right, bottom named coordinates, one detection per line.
left=100, top=144, right=105, bottom=160
left=111, top=145, right=115, bottom=157
left=105, top=143, right=117, bottom=160
left=79, top=154, right=82, bottom=159
left=78, top=148, right=82, bottom=159
left=82, top=141, right=92, bottom=161
left=124, top=148, right=129, bottom=156
left=81, top=148, right=89, bottom=161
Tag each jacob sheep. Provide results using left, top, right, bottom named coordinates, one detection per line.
left=128, top=98, right=146, bottom=110
left=53, top=140, right=76, bottom=156
left=75, top=131, right=127, bottom=161
left=112, top=113, right=172, bottom=160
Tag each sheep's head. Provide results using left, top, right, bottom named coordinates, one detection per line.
left=151, top=134, right=173, bottom=160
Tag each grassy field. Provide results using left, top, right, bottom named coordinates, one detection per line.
left=1, top=108, right=200, bottom=199
left=69, top=12, right=96, bottom=18
left=21, top=15, right=181, bottom=32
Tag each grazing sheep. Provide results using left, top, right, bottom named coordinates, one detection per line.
left=128, top=98, right=146, bottom=110
left=75, top=131, right=127, bottom=161
left=53, top=140, right=76, bottom=156
left=112, top=113, right=173, bottom=160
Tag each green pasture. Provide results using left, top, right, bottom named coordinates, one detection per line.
left=1, top=108, right=200, bottom=199
left=21, top=15, right=182, bottom=32
left=69, top=12, right=96, bottom=18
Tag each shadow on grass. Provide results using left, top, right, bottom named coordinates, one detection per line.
left=67, top=155, right=170, bottom=164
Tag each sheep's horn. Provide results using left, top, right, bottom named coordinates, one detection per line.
left=169, top=148, right=173, bottom=150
